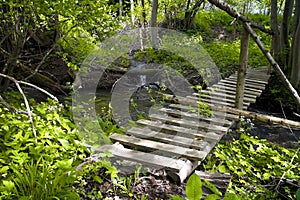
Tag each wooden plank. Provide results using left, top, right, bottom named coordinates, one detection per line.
left=235, top=71, right=271, bottom=79
left=220, top=79, right=267, bottom=90
left=216, top=82, right=263, bottom=93
left=197, top=89, right=258, bottom=101
left=204, top=86, right=259, bottom=98
left=233, top=69, right=270, bottom=80
left=168, top=104, right=239, bottom=121
left=110, top=133, right=208, bottom=161
left=97, top=144, right=185, bottom=171
left=127, top=127, right=213, bottom=151
left=211, top=84, right=262, bottom=96
left=185, top=96, right=250, bottom=110
left=159, top=107, right=232, bottom=127
left=194, top=92, right=256, bottom=103
left=137, top=119, right=223, bottom=141
left=190, top=94, right=251, bottom=107
left=226, top=76, right=269, bottom=85
left=186, top=95, right=249, bottom=110
left=150, top=113, right=229, bottom=133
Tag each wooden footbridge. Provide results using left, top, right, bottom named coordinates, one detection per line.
left=98, top=68, right=270, bottom=184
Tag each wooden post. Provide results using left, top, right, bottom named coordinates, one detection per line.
left=235, top=24, right=250, bottom=110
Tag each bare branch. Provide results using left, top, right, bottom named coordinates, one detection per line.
left=24, top=25, right=77, bottom=81
left=0, top=72, right=60, bottom=138
left=18, top=81, right=58, bottom=101
left=0, top=94, right=16, bottom=112
left=0, top=73, right=36, bottom=138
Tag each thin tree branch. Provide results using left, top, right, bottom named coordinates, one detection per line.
left=18, top=81, right=58, bottom=101
left=274, top=101, right=300, bottom=191
left=24, top=25, right=77, bottom=81
left=0, top=94, right=16, bottom=112
left=0, top=73, right=36, bottom=138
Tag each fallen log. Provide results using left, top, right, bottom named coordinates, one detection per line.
left=163, top=94, right=300, bottom=129
left=19, top=62, right=69, bottom=94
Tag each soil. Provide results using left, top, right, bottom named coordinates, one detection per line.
left=77, top=166, right=185, bottom=200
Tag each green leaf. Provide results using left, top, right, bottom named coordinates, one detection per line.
left=223, top=193, right=241, bottom=200
left=204, top=194, right=220, bottom=200
left=296, top=188, right=300, bottom=200
left=0, top=166, right=9, bottom=174
left=203, top=179, right=222, bottom=196
left=218, top=165, right=227, bottom=173
left=186, top=173, right=202, bottom=200
left=170, top=195, right=185, bottom=200
left=2, top=180, right=15, bottom=191
left=93, top=175, right=103, bottom=184
left=58, top=139, right=70, bottom=148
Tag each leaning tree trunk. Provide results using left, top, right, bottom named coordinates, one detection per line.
left=207, top=0, right=300, bottom=108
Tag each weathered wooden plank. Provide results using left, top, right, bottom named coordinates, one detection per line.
left=150, top=113, right=229, bottom=133
left=195, top=171, right=232, bottom=197
left=233, top=69, right=270, bottom=80
left=220, top=79, right=267, bottom=90
left=216, top=82, right=263, bottom=93
left=212, top=84, right=262, bottom=96
left=204, top=87, right=259, bottom=99
left=137, top=119, right=223, bottom=140
left=110, top=133, right=208, bottom=161
left=226, top=76, right=269, bottom=85
left=97, top=144, right=185, bottom=171
left=186, top=95, right=249, bottom=110
left=190, top=94, right=251, bottom=108
left=127, top=127, right=212, bottom=151
left=194, top=92, right=256, bottom=103
left=159, top=107, right=232, bottom=127
left=98, top=144, right=202, bottom=183
left=168, top=104, right=239, bottom=121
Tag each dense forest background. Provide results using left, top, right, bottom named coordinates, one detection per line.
left=0, top=0, right=299, bottom=199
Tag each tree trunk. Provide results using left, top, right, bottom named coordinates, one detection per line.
left=270, top=0, right=280, bottom=63
left=150, top=0, right=158, bottom=27
left=183, top=0, right=204, bottom=29
left=290, top=21, right=300, bottom=88
left=140, top=0, right=147, bottom=27
left=235, top=24, right=249, bottom=110
left=279, top=0, right=294, bottom=68
left=119, top=0, right=123, bottom=16
left=130, top=0, right=135, bottom=23
left=150, top=0, right=159, bottom=48
left=243, top=22, right=300, bottom=108
left=289, top=0, right=300, bottom=87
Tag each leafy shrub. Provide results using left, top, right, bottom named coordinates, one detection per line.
left=201, top=121, right=300, bottom=199
left=194, top=10, right=234, bottom=40
left=0, top=92, right=89, bottom=199
left=204, top=40, right=269, bottom=77
left=204, top=41, right=240, bottom=77
left=1, top=158, right=79, bottom=200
